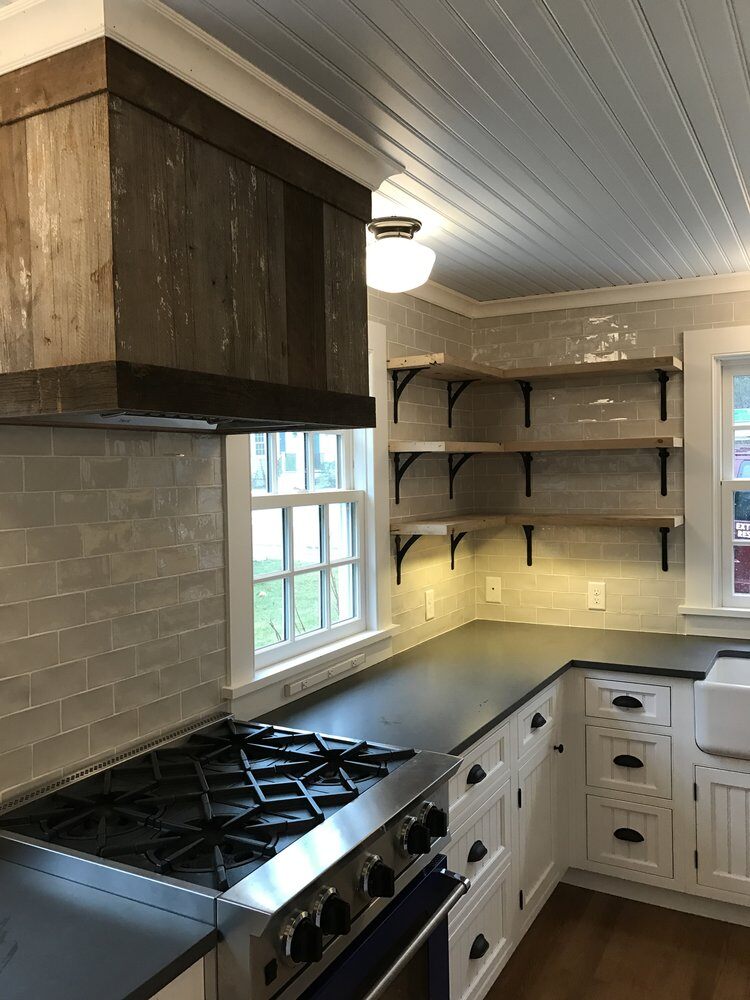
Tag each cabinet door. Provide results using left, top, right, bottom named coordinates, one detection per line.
left=518, top=741, right=559, bottom=917
left=586, top=725, right=672, bottom=799
left=696, top=766, right=750, bottom=896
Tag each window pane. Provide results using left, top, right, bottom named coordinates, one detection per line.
left=331, top=564, right=356, bottom=624
left=734, top=430, right=750, bottom=478
left=293, top=505, right=322, bottom=568
left=250, top=434, right=270, bottom=495
left=294, top=571, right=323, bottom=636
left=276, top=432, right=307, bottom=493
left=734, top=491, right=750, bottom=541
left=733, top=375, right=750, bottom=423
left=329, top=502, right=355, bottom=561
left=312, top=433, right=342, bottom=490
left=734, top=546, right=750, bottom=595
left=254, top=578, right=286, bottom=649
left=252, top=508, right=285, bottom=576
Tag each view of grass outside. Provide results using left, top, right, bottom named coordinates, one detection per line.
left=254, top=560, right=352, bottom=649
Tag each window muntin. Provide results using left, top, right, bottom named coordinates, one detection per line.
left=721, top=366, right=750, bottom=606
left=250, top=432, right=364, bottom=668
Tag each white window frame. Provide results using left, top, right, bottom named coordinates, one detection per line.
left=720, top=364, right=750, bottom=609
left=224, top=320, right=393, bottom=697
left=682, top=325, right=750, bottom=632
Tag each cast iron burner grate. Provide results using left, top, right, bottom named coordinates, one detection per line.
left=0, top=720, right=416, bottom=891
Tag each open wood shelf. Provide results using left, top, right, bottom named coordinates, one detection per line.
left=390, top=511, right=684, bottom=583
left=389, top=440, right=504, bottom=503
left=502, top=436, right=682, bottom=453
left=386, top=352, right=682, bottom=426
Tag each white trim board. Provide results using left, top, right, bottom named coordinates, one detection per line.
left=413, top=270, right=750, bottom=320
left=0, top=0, right=401, bottom=192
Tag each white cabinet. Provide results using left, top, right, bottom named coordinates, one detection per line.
left=696, top=766, right=750, bottom=897
left=447, top=779, right=511, bottom=919
left=516, top=683, right=559, bottom=761
left=584, top=676, right=671, bottom=726
left=150, top=962, right=204, bottom=1000
left=517, top=740, right=560, bottom=918
left=449, top=722, right=510, bottom=824
left=586, top=794, right=673, bottom=878
left=586, top=725, right=672, bottom=799
left=449, top=860, right=513, bottom=1000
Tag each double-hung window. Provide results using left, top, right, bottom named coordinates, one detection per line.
left=720, top=365, right=750, bottom=607
left=250, top=431, right=365, bottom=668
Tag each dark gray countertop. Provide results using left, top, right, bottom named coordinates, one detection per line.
left=0, top=857, right=216, bottom=1000
left=265, top=621, right=750, bottom=755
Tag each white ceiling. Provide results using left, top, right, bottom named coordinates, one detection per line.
left=164, top=0, right=750, bottom=301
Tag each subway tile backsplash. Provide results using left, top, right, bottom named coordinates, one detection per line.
left=0, top=427, right=226, bottom=802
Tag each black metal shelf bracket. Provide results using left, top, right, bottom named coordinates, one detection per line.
left=447, top=380, right=477, bottom=428
left=393, top=451, right=423, bottom=505
left=660, top=526, right=670, bottom=572
left=450, top=531, right=467, bottom=570
left=658, top=447, right=670, bottom=497
left=522, top=524, right=534, bottom=566
left=394, top=533, right=421, bottom=585
left=520, top=452, right=533, bottom=497
left=517, top=380, right=533, bottom=428
left=655, top=369, right=670, bottom=422
left=448, top=453, right=475, bottom=500
left=391, top=368, right=427, bottom=424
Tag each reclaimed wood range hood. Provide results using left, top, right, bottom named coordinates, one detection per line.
left=0, top=40, right=374, bottom=433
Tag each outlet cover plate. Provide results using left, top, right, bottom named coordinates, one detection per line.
left=486, top=577, right=502, bottom=603
left=587, top=581, right=606, bottom=610
left=425, top=588, right=435, bottom=620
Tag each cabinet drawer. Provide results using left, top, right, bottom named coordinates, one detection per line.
left=449, top=723, right=510, bottom=820
left=447, top=779, right=511, bottom=918
left=517, top=683, right=559, bottom=759
left=586, top=726, right=672, bottom=799
left=449, top=860, right=513, bottom=1000
left=586, top=794, right=673, bottom=878
left=585, top=677, right=671, bottom=727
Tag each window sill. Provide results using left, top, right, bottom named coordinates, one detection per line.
left=679, top=605, right=750, bottom=619
left=222, top=627, right=394, bottom=700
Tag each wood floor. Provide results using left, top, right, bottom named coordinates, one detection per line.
left=488, top=884, right=750, bottom=1000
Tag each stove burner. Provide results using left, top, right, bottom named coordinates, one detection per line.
left=0, top=720, right=416, bottom=891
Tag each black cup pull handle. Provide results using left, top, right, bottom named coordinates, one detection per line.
left=469, top=934, right=490, bottom=960
left=613, top=754, right=644, bottom=769
left=466, top=763, right=487, bottom=786
left=467, top=840, right=488, bottom=864
left=612, top=695, right=643, bottom=710
left=613, top=827, right=644, bottom=843
left=530, top=712, right=547, bottom=730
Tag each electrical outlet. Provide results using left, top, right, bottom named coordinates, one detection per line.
left=587, top=581, right=606, bottom=610
left=425, top=588, right=435, bottom=621
left=486, top=576, right=502, bottom=603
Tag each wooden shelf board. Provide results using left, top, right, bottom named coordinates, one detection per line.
left=386, top=352, right=506, bottom=383
left=390, top=514, right=508, bottom=536
left=503, top=513, right=684, bottom=529
left=502, top=436, right=683, bottom=453
left=389, top=440, right=504, bottom=454
left=508, top=355, right=682, bottom=382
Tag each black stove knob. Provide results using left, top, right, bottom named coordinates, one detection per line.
left=400, top=816, right=432, bottom=856
left=420, top=802, right=449, bottom=839
left=314, top=888, right=351, bottom=936
left=281, top=911, right=323, bottom=965
left=360, top=854, right=395, bottom=899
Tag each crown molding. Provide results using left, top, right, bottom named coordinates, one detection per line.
left=413, top=271, right=750, bottom=320
left=0, top=0, right=401, bottom=192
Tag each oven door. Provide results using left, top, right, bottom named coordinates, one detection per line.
left=298, top=856, right=469, bottom=1000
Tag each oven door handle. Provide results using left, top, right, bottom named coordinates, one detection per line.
left=360, top=872, right=471, bottom=1000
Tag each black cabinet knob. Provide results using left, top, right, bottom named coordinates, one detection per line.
left=553, top=743, right=564, bottom=754
left=319, top=894, right=351, bottom=937
left=613, top=753, right=644, bottom=769
left=613, top=827, right=644, bottom=843
left=469, top=933, right=490, bottom=960
left=466, top=763, right=487, bottom=785
left=612, top=695, right=643, bottom=709
left=422, top=805, right=448, bottom=839
left=467, top=840, right=488, bottom=864
left=286, top=915, right=323, bottom=965
left=530, top=712, right=547, bottom=730
left=403, top=819, right=432, bottom=856
left=362, top=857, right=396, bottom=899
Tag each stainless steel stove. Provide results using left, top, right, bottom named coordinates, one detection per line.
left=0, top=716, right=466, bottom=1000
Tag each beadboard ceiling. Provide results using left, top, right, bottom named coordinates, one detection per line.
left=164, top=0, right=750, bottom=301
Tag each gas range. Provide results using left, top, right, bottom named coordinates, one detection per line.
left=0, top=715, right=463, bottom=1000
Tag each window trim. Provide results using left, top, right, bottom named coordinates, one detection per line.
left=681, top=325, right=750, bottom=632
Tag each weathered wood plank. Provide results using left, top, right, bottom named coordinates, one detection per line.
left=284, top=184, right=326, bottom=391
left=324, top=204, right=368, bottom=396
left=0, top=120, right=33, bottom=372
left=26, top=94, right=114, bottom=368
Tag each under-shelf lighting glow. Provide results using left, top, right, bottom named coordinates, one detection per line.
left=366, top=217, right=436, bottom=293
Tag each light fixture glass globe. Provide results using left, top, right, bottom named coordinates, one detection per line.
left=366, top=236, right=436, bottom=293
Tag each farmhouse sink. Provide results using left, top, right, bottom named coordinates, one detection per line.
left=695, top=655, right=750, bottom=759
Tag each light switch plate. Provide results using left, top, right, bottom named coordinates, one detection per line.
left=486, top=576, right=502, bottom=603
left=587, top=581, right=606, bottom=610
left=425, top=588, right=435, bottom=620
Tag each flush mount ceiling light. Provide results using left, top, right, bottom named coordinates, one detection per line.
left=366, top=217, right=436, bottom=293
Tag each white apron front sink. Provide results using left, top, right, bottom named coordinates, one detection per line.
left=695, top=655, right=750, bottom=759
